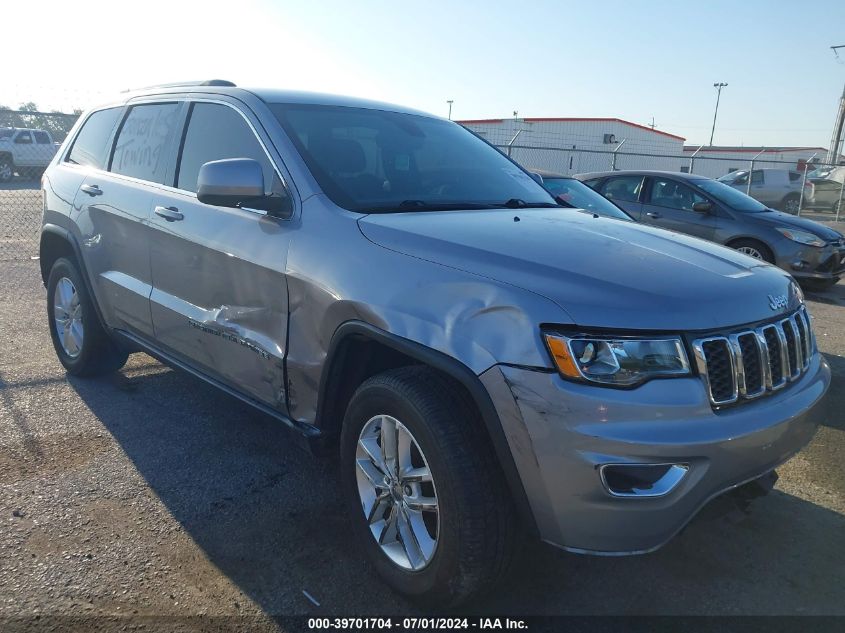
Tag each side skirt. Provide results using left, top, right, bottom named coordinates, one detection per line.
left=113, top=329, right=323, bottom=453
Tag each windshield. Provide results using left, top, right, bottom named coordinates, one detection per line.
left=270, top=104, right=556, bottom=212
left=542, top=178, right=632, bottom=221
left=694, top=178, right=769, bottom=213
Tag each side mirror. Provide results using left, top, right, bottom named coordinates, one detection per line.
left=197, top=158, right=291, bottom=218
left=529, top=172, right=544, bottom=185
left=692, top=201, right=712, bottom=213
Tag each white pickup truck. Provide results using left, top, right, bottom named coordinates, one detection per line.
left=0, top=127, right=61, bottom=182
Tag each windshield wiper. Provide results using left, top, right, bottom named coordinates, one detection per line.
left=362, top=200, right=498, bottom=213
left=502, top=198, right=559, bottom=209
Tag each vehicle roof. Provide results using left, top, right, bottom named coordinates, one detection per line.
left=529, top=169, right=572, bottom=179
left=575, top=170, right=710, bottom=181
left=116, top=84, right=438, bottom=119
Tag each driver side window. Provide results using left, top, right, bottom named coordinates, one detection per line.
left=647, top=178, right=707, bottom=212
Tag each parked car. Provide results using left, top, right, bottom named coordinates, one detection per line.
left=717, top=168, right=813, bottom=214
left=806, top=166, right=845, bottom=213
left=41, top=83, right=830, bottom=605
left=530, top=169, right=633, bottom=220
left=0, top=127, right=60, bottom=182
left=577, top=170, right=845, bottom=290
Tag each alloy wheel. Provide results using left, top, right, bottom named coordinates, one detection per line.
left=53, top=277, right=84, bottom=357
left=737, top=246, right=763, bottom=259
left=355, top=414, right=439, bottom=571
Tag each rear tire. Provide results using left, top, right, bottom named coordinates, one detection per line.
left=0, top=156, right=12, bottom=182
left=46, top=257, right=128, bottom=376
left=730, top=239, right=774, bottom=264
left=340, top=366, right=517, bottom=607
left=781, top=194, right=801, bottom=214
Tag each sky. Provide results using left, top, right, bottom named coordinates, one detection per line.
left=4, top=0, right=845, bottom=148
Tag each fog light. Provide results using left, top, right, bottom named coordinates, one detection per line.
left=791, top=260, right=809, bottom=270
left=600, top=463, right=689, bottom=498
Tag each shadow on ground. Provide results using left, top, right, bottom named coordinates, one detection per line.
left=64, top=351, right=845, bottom=616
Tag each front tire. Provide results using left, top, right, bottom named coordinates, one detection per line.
left=46, top=257, right=128, bottom=376
left=731, top=239, right=774, bottom=264
left=340, top=366, right=517, bottom=606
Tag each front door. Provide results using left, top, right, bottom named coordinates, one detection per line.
left=147, top=100, right=294, bottom=411
left=640, top=176, right=718, bottom=241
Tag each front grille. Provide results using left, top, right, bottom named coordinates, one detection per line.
left=693, top=307, right=814, bottom=407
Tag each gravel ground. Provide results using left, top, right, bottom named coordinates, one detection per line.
left=0, top=189, right=844, bottom=622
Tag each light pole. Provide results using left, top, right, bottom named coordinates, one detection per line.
left=709, top=82, right=728, bottom=146
left=446, top=100, right=454, bottom=120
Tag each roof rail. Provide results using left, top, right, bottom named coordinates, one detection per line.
left=122, top=79, right=236, bottom=92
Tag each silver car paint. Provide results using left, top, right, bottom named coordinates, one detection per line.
left=41, top=87, right=831, bottom=554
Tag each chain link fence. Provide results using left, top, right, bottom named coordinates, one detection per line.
left=0, top=109, right=75, bottom=295
left=1, top=101, right=844, bottom=299
left=495, top=143, right=845, bottom=221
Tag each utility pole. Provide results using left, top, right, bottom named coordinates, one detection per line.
left=828, top=46, right=845, bottom=165
left=649, top=116, right=656, bottom=130
left=709, top=82, right=728, bottom=146
left=446, top=100, right=454, bottom=120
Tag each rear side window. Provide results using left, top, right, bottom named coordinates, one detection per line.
left=599, top=175, right=643, bottom=202
left=750, top=170, right=763, bottom=185
left=67, top=108, right=122, bottom=169
left=34, top=131, right=51, bottom=144
left=111, top=103, right=180, bottom=184
left=176, top=103, right=275, bottom=193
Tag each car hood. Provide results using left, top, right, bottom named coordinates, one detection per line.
left=358, top=209, right=802, bottom=331
left=752, top=209, right=843, bottom=240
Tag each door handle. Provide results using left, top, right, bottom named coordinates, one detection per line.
left=80, top=184, right=103, bottom=197
left=646, top=211, right=662, bottom=219
left=154, top=205, right=184, bottom=222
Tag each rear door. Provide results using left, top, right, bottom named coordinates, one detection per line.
left=32, top=130, right=56, bottom=167
left=64, top=106, right=166, bottom=335
left=67, top=104, right=169, bottom=338
left=13, top=130, right=36, bottom=167
left=147, top=99, right=294, bottom=411
left=640, top=176, right=717, bottom=240
left=595, top=175, right=644, bottom=217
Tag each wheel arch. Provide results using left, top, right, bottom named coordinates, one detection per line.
left=725, top=234, right=775, bottom=254
left=316, top=320, right=538, bottom=537
left=39, top=224, right=109, bottom=331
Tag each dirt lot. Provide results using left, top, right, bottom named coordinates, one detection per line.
left=1, top=186, right=844, bottom=620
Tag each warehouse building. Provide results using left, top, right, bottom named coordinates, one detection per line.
left=458, top=117, right=685, bottom=175
left=680, top=146, right=829, bottom=179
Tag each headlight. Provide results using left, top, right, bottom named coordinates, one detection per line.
left=544, top=333, right=691, bottom=387
left=776, top=227, right=826, bottom=247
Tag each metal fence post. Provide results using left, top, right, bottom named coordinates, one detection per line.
left=747, top=148, right=766, bottom=196
left=836, top=178, right=844, bottom=222
left=506, top=130, right=522, bottom=158
left=610, top=139, right=627, bottom=171
left=796, top=152, right=817, bottom=217
left=688, top=145, right=703, bottom=174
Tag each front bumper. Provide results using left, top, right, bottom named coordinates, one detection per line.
left=775, top=240, right=845, bottom=281
left=480, top=352, right=830, bottom=555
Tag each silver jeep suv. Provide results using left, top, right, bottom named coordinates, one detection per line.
left=40, top=81, right=830, bottom=606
